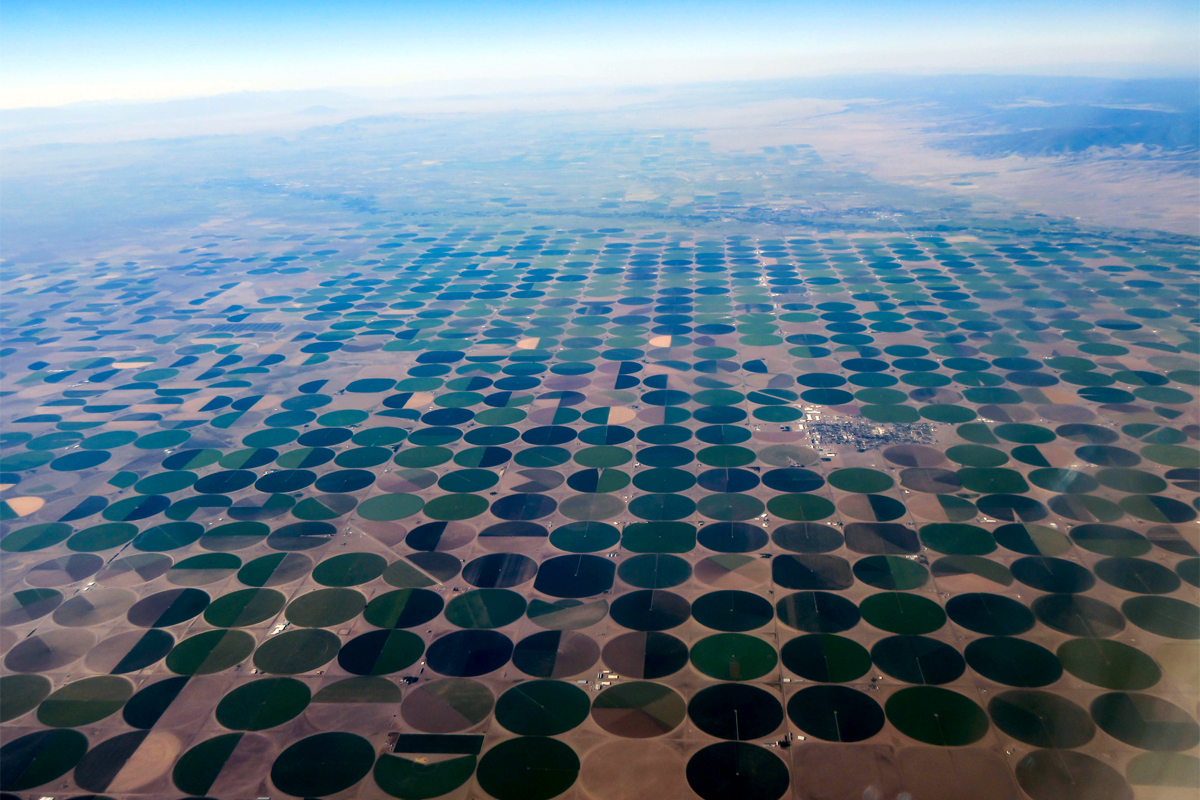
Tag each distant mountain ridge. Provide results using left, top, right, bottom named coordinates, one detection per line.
left=931, top=102, right=1198, bottom=162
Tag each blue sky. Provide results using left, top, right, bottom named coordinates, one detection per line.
left=3, top=0, right=1197, bottom=107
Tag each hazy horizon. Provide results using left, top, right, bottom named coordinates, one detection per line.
left=4, top=67, right=1200, bottom=113
left=3, top=0, right=1198, bottom=109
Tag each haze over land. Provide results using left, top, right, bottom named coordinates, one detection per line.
left=3, top=74, right=1198, bottom=266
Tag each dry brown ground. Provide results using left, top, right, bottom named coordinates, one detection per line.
left=671, top=98, right=1198, bottom=236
